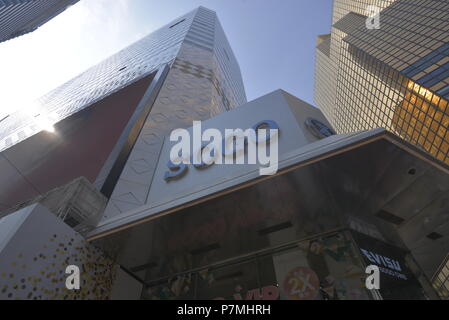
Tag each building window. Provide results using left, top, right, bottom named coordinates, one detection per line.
left=169, top=19, right=186, bottom=29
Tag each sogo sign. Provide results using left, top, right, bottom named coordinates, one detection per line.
left=164, top=120, right=280, bottom=181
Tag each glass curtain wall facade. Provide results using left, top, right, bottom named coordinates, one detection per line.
left=433, top=254, right=449, bottom=299
left=0, top=7, right=246, bottom=154
left=0, top=7, right=246, bottom=216
left=314, top=0, right=449, bottom=164
left=0, top=0, right=79, bottom=43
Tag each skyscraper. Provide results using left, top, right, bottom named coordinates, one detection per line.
left=0, top=0, right=79, bottom=43
left=0, top=7, right=246, bottom=217
left=314, top=0, right=449, bottom=164
left=1, top=4, right=449, bottom=300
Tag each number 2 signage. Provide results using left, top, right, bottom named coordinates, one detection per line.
left=283, top=267, right=320, bottom=300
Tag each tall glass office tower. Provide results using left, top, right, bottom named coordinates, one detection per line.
left=0, top=0, right=79, bottom=43
left=314, top=0, right=449, bottom=164
left=0, top=7, right=246, bottom=217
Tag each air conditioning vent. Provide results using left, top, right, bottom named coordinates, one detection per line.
left=258, top=221, right=293, bottom=236
left=427, top=232, right=443, bottom=240
left=190, top=243, right=220, bottom=255
left=63, top=215, right=81, bottom=228
left=61, top=206, right=85, bottom=228
left=130, top=262, right=158, bottom=273
left=376, top=210, right=405, bottom=225
left=169, top=19, right=186, bottom=29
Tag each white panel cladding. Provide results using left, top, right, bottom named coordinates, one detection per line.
left=0, top=203, right=117, bottom=300
left=102, top=7, right=247, bottom=220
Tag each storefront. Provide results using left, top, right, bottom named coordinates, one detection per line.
left=143, top=231, right=370, bottom=300
left=141, top=230, right=425, bottom=300
left=90, top=134, right=449, bottom=300
left=88, top=91, right=449, bottom=300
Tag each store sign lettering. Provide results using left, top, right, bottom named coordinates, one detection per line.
left=165, top=120, right=280, bottom=181
left=360, top=248, right=407, bottom=280
left=360, top=249, right=401, bottom=271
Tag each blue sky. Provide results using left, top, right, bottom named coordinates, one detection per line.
left=0, top=0, right=333, bottom=118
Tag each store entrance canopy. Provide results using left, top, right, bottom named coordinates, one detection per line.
left=89, top=129, right=449, bottom=283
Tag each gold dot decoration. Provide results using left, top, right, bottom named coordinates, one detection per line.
left=1, top=231, right=117, bottom=300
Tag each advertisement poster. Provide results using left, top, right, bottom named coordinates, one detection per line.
left=351, top=231, right=426, bottom=300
